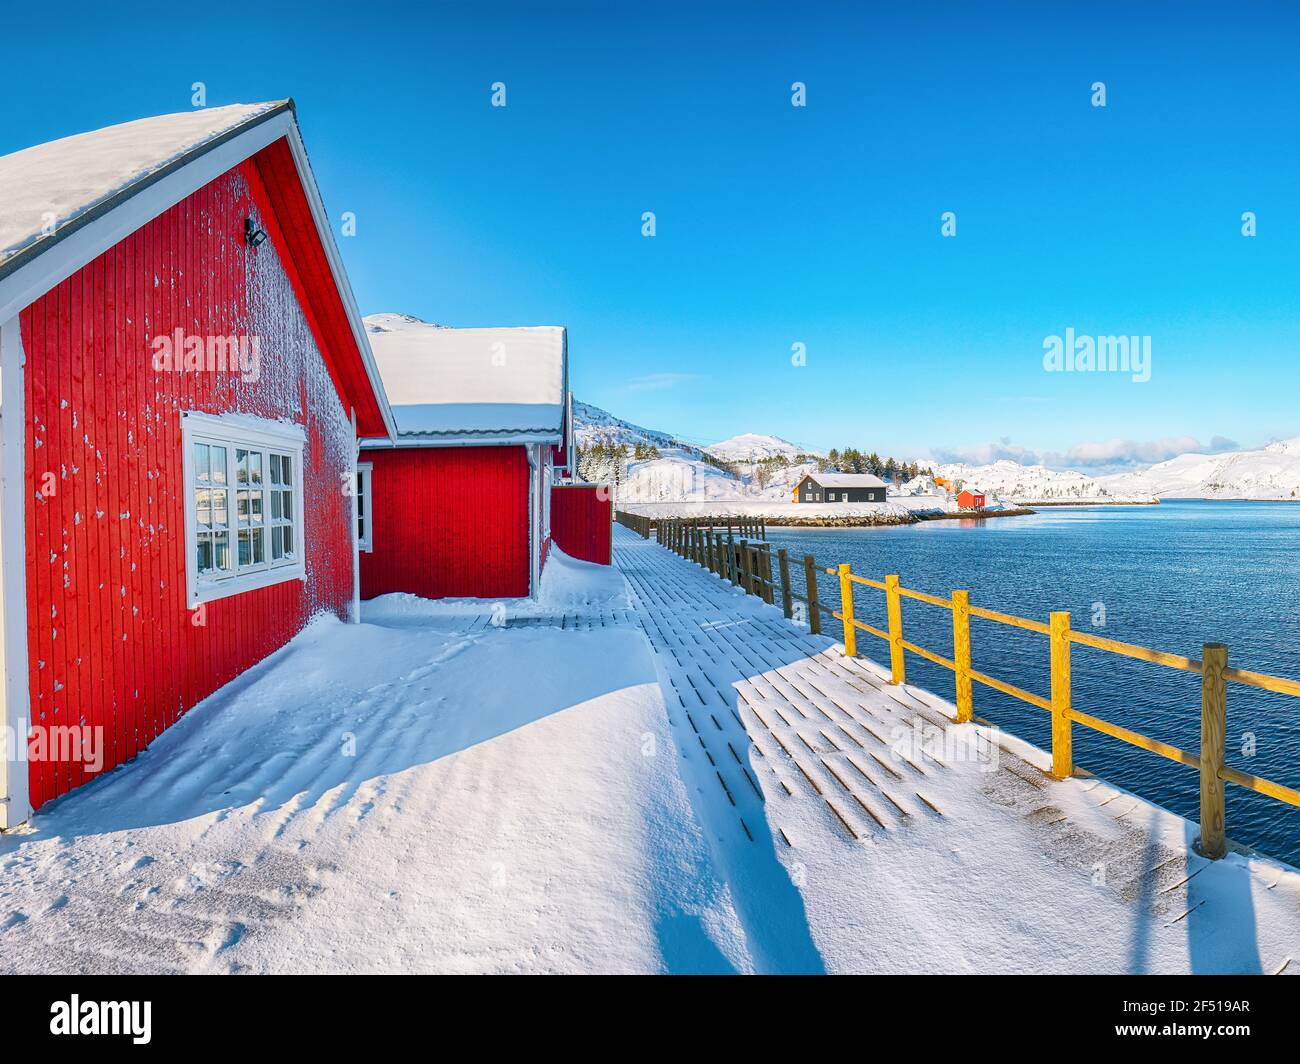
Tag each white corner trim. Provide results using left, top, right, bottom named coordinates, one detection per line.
left=356, top=461, right=373, bottom=555
left=0, top=113, right=295, bottom=326
left=180, top=411, right=307, bottom=609
left=527, top=444, right=541, bottom=600
left=349, top=409, right=361, bottom=622
left=0, top=317, right=32, bottom=828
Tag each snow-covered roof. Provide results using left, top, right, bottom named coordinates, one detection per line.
left=807, top=473, right=887, bottom=488
left=364, top=314, right=567, bottom=439
left=0, top=102, right=285, bottom=272
left=0, top=100, right=397, bottom=439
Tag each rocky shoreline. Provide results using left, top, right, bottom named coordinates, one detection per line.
left=762, top=513, right=920, bottom=528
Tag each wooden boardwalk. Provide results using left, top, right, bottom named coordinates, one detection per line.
left=614, top=526, right=965, bottom=843
left=611, top=525, right=1300, bottom=973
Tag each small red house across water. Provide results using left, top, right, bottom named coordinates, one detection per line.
left=956, top=487, right=987, bottom=511
left=0, top=102, right=395, bottom=826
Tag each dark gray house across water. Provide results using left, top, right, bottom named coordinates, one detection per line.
left=794, top=473, right=887, bottom=503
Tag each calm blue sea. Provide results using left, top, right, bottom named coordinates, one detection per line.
left=766, top=500, right=1300, bottom=865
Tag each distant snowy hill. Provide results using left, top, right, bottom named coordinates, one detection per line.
left=1100, top=437, right=1300, bottom=500
left=574, top=401, right=821, bottom=501
left=932, top=459, right=1155, bottom=504
left=706, top=433, right=817, bottom=462
left=365, top=311, right=446, bottom=333
left=572, top=399, right=706, bottom=456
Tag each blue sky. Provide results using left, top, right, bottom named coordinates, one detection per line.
left=4, top=1, right=1298, bottom=468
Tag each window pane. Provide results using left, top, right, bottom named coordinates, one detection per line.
left=272, top=525, right=283, bottom=561
left=282, top=491, right=293, bottom=522
left=250, top=451, right=263, bottom=485
left=271, top=491, right=281, bottom=520
left=281, top=456, right=292, bottom=487
left=237, top=490, right=250, bottom=522
left=251, top=527, right=264, bottom=564
left=194, top=443, right=209, bottom=481
left=195, top=488, right=212, bottom=528
left=250, top=490, right=263, bottom=520
left=211, top=446, right=227, bottom=484
left=214, top=532, right=230, bottom=571
left=238, top=529, right=251, bottom=566
left=196, top=533, right=212, bottom=573
left=236, top=449, right=249, bottom=484
left=212, top=489, right=228, bottom=528
left=270, top=454, right=281, bottom=485
left=282, top=525, right=293, bottom=559
left=358, top=517, right=365, bottom=540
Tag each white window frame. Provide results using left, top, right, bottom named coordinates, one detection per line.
left=356, top=461, right=373, bottom=553
left=181, top=411, right=307, bottom=607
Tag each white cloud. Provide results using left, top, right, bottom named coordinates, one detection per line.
left=933, top=434, right=1240, bottom=473
left=624, top=372, right=700, bottom=393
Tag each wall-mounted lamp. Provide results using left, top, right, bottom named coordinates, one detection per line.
left=245, top=216, right=268, bottom=248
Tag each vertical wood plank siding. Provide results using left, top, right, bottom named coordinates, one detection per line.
left=549, top=485, right=611, bottom=565
left=358, top=446, right=530, bottom=600
left=19, top=160, right=356, bottom=809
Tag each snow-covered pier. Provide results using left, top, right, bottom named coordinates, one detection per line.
left=612, top=526, right=1300, bottom=973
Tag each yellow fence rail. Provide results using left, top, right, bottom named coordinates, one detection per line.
left=824, top=564, right=1300, bottom=860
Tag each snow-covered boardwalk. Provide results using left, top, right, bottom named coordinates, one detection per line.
left=612, top=526, right=1300, bottom=974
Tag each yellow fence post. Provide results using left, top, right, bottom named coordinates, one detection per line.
left=951, top=590, right=973, bottom=723
left=837, top=563, right=856, bottom=658
left=884, top=574, right=906, bottom=684
left=1049, top=611, right=1073, bottom=779
left=1199, top=643, right=1228, bottom=859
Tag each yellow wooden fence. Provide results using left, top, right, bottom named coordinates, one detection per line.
left=828, top=562, right=1300, bottom=860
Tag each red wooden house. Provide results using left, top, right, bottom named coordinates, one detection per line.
left=0, top=101, right=395, bottom=827
left=357, top=315, right=574, bottom=600
left=956, top=487, right=986, bottom=510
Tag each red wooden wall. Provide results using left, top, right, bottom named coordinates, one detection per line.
left=358, top=446, right=530, bottom=600
left=550, top=485, right=612, bottom=565
left=19, top=159, right=357, bottom=809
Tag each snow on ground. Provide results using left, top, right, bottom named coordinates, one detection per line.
left=361, top=544, right=629, bottom=628
left=0, top=565, right=746, bottom=973
left=5, top=532, right=1297, bottom=974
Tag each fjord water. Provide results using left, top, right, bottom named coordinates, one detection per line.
left=766, top=500, right=1300, bottom=865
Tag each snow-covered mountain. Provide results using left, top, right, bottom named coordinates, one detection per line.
left=706, top=433, right=817, bottom=462
left=932, top=459, right=1155, bottom=504
left=1100, top=437, right=1300, bottom=500
left=572, top=399, right=706, bottom=456
left=574, top=401, right=821, bottom=501
left=365, top=311, right=445, bottom=333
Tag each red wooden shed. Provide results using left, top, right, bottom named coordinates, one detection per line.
left=956, top=487, right=987, bottom=510
left=358, top=315, right=572, bottom=601
left=0, top=101, right=394, bottom=827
